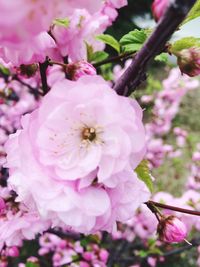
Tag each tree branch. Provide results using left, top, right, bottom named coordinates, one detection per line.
left=93, top=52, right=134, bottom=68
left=146, top=200, right=200, bottom=217
left=113, top=0, right=197, bottom=96
left=39, top=60, right=49, bottom=95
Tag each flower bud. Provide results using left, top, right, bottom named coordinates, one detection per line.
left=152, top=0, right=169, bottom=22
left=18, top=64, right=38, bottom=78
left=7, top=246, right=19, bottom=257
left=66, top=60, right=97, bottom=81
left=177, top=47, right=200, bottom=77
left=157, top=215, right=187, bottom=243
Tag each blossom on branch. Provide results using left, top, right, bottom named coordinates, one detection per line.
left=5, top=75, right=149, bottom=234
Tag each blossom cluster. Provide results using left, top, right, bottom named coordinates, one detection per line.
left=0, top=0, right=127, bottom=66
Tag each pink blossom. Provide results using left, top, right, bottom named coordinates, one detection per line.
left=152, top=0, right=169, bottom=21
left=6, top=246, right=19, bottom=257
left=0, top=32, right=56, bottom=66
left=66, top=61, right=97, bottom=81
left=52, top=1, right=126, bottom=62
left=5, top=75, right=149, bottom=233
left=157, top=215, right=187, bottom=243
left=0, top=208, right=50, bottom=249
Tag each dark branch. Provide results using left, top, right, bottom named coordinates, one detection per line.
left=113, top=0, right=197, bottom=96
left=93, top=52, right=134, bottom=68
left=146, top=200, right=200, bottom=217
left=39, top=60, right=49, bottom=95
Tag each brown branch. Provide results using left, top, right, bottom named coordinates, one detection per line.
left=113, top=0, right=197, bottom=96
left=146, top=200, right=200, bottom=217
left=93, top=52, right=134, bottom=67
left=39, top=60, right=49, bottom=95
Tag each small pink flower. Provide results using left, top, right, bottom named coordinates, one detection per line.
left=157, top=215, right=187, bottom=243
left=152, top=0, right=169, bottom=21
left=99, top=249, right=109, bottom=262
left=67, top=61, right=97, bottom=81
left=7, top=246, right=19, bottom=258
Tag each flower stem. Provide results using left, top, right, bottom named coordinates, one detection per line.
left=93, top=52, right=134, bottom=68
left=146, top=200, right=200, bottom=217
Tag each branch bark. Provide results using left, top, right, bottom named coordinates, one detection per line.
left=146, top=200, right=200, bottom=217
left=113, top=0, right=197, bottom=96
left=39, top=60, right=49, bottom=95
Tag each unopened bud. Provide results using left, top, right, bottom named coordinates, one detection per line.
left=152, top=0, right=169, bottom=22
left=157, top=215, right=187, bottom=243
left=18, top=64, right=38, bottom=78
left=7, top=246, right=19, bottom=257
left=66, top=60, right=97, bottom=81
left=177, top=47, right=200, bottom=77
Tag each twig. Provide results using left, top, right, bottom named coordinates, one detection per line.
left=113, top=0, right=197, bottom=96
left=39, top=60, right=49, bottom=95
left=13, top=75, right=41, bottom=99
left=93, top=52, right=134, bottom=67
left=146, top=200, right=200, bottom=217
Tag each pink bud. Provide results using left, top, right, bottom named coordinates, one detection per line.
left=82, top=251, right=93, bottom=261
left=157, top=215, right=187, bottom=243
left=177, top=47, right=200, bottom=77
left=152, top=0, right=169, bottom=21
left=7, top=246, right=19, bottom=257
left=66, top=60, right=97, bottom=81
left=99, top=249, right=109, bottom=263
left=79, top=262, right=90, bottom=267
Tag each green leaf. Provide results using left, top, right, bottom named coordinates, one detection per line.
left=119, top=29, right=148, bottom=53
left=96, top=34, right=120, bottom=53
left=100, top=63, right=113, bottom=81
left=26, top=263, right=40, bottom=267
left=90, top=51, right=109, bottom=63
left=53, top=18, right=70, bottom=28
left=86, top=42, right=94, bottom=62
left=183, top=0, right=200, bottom=24
left=135, top=160, right=153, bottom=192
left=0, top=64, right=10, bottom=76
left=155, top=53, right=168, bottom=63
left=171, top=37, right=200, bottom=54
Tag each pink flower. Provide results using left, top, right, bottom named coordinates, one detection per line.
left=7, top=246, right=19, bottom=257
left=5, top=75, right=149, bottom=233
left=152, top=0, right=169, bottom=21
left=157, top=215, right=187, bottom=243
left=66, top=61, right=97, bottom=81
left=0, top=32, right=56, bottom=66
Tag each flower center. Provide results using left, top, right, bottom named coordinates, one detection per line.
left=81, top=127, right=96, bottom=142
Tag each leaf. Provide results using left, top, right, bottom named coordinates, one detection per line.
left=171, top=37, right=200, bottom=54
left=100, top=63, right=113, bottom=81
left=86, top=42, right=94, bottom=62
left=53, top=18, right=70, bottom=28
left=96, top=34, right=120, bottom=53
left=90, top=51, right=109, bottom=63
left=135, top=160, right=153, bottom=192
left=0, top=64, right=10, bottom=76
left=154, top=53, right=168, bottom=63
left=119, top=29, right=148, bottom=53
left=183, top=0, right=200, bottom=24
left=26, top=263, right=40, bottom=267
